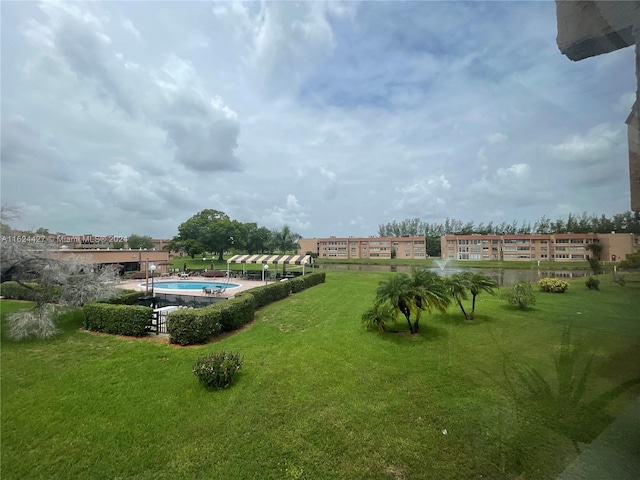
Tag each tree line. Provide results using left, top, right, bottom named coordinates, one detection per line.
left=166, top=209, right=301, bottom=260
left=378, top=211, right=640, bottom=237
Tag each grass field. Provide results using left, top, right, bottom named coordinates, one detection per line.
left=1, top=272, right=639, bottom=479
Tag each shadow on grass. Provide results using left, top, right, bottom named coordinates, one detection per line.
left=501, top=325, right=640, bottom=453
left=374, top=323, right=449, bottom=344
left=437, top=312, right=495, bottom=326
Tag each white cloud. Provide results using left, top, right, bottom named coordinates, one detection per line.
left=549, top=124, right=622, bottom=164
left=1, top=1, right=635, bottom=238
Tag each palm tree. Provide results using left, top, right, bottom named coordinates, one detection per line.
left=360, top=301, right=397, bottom=333
left=272, top=225, right=301, bottom=254
left=445, top=272, right=472, bottom=320
left=467, top=272, right=497, bottom=320
left=410, top=268, right=451, bottom=331
left=375, top=273, right=420, bottom=333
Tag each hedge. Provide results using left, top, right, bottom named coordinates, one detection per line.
left=84, top=302, right=153, bottom=337
left=241, top=272, right=326, bottom=309
left=167, top=294, right=255, bottom=345
left=106, top=289, right=148, bottom=305
left=0, top=281, right=61, bottom=303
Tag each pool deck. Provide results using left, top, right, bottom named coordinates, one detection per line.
left=117, top=275, right=269, bottom=299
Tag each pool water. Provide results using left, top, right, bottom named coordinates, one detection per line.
left=142, top=281, right=240, bottom=291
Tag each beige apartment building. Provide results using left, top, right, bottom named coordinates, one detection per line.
left=441, top=233, right=639, bottom=262
left=299, top=236, right=428, bottom=260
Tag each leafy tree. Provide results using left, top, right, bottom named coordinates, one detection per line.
left=35, top=227, right=49, bottom=235
left=239, top=223, right=273, bottom=254
left=127, top=234, right=154, bottom=250
left=112, top=241, right=125, bottom=249
left=586, top=242, right=602, bottom=260
left=1, top=222, right=12, bottom=235
left=1, top=207, right=119, bottom=340
left=174, top=209, right=241, bottom=261
left=587, top=257, right=602, bottom=275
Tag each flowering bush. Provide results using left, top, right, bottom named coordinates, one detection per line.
left=193, top=351, right=243, bottom=391
left=538, top=278, right=569, bottom=293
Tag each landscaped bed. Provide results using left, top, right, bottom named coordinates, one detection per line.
left=1, top=271, right=639, bottom=479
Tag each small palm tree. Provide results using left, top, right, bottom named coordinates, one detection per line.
left=445, top=272, right=472, bottom=320
left=411, top=268, right=450, bottom=331
left=375, top=273, right=420, bottom=333
left=361, top=301, right=397, bottom=332
left=467, top=272, right=497, bottom=320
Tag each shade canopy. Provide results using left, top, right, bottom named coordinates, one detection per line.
left=227, top=254, right=313, bottom=265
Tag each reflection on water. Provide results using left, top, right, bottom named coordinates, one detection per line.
left=317, top=263, right=588, bottom=286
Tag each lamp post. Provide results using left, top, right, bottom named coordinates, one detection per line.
left=302, top=259, right=307, bottom=275
left=263, top=263, right=269, bottom=284
left=149, top=263, right=156, bottom=297
left=203, top=256, right=206, bottom=273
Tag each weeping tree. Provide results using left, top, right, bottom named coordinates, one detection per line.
left=1, top=206, right=119, bottom=340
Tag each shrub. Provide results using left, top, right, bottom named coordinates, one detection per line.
left=501, top=281, right=536, bottom=310
left=84, top=303, right=153, bottom=337
left=587, top=257, right=602, bottom=275
left=166, top=307, right=222, bottom=346
left=0, top=281, right=61, bottom=303
left=613, top=275, right=626, bottom=287
left=538, top=277, right=569, bottom=293
left=193, top=351, right=243, bottom=390
left=620, top=253, right=640, bottom=270
left=585, top=277, right=600, bottom=290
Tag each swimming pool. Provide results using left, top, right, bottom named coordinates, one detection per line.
left=141, top=281, right=241, bottom=291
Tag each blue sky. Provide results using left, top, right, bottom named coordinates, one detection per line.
left=1, top=1, right=634, bottom=239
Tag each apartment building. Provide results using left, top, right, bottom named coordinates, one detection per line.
left=441, top=233, right=639, bottom=262
left=299, top=236, right=428, bottom=260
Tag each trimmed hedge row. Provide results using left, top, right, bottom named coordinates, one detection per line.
left=167, top=271, right=326, bottom=345
left=106, top=289, right=148, bottom=305
left=0, top=281, right=61, bottom=303
left=167, top=294, right=255, bottom=345
left=84, top=302, right=153, bottom=337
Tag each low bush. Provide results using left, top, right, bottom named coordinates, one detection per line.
left=84, top=303, right=153, bottom=337
left=538, top=277, right=569, bottom=293
left=0, top=281, right=61, bottom=303
left=585, top=277, right=600, bottom=290
left=192, top=351, right=243, bottom=391
left=501, top=281, right=536, bottom=310
left=619, top=253, right=640, bottom=270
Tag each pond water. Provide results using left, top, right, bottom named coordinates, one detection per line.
left=317, top=263, right=589, bottom=286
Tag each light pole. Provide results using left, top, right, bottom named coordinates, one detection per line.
left=263, top=263, right=269, bottom=284
left=149, top=263, right=156, bottom=297
left=302, top=259, right=307, bottom=275
left=203, top=256, right=206, bottom=272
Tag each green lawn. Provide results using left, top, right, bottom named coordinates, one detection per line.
left=1, top=273, right=639, bottom=479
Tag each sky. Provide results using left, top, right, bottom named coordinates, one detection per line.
left=1, top=0, right=635, bottom=240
